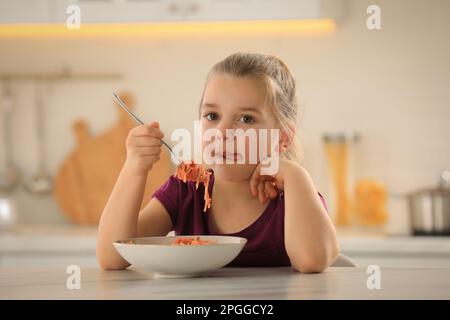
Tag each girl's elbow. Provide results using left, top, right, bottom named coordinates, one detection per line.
left=291, top=246, right=340, bottom=274
left=292, top=258, right=329, bottom=274
left=96, top=247, right=130, bottom=270
left=101, top=264, right=129, bottom=271
left=97, top=256, right=130, bottom=271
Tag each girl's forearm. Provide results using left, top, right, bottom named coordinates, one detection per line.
left=283, top=163, right=339, bottom=273
left=96, top=162, right=148, bottom=270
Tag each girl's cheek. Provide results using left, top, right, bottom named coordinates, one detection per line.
left=237, top=130, right=270, bottom=163
left=245, top=136, right=256, bottom=162
left=253, top=130, right=268, bottom=161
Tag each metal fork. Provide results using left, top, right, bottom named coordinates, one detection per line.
left=113, top=92, right=181, bottom=165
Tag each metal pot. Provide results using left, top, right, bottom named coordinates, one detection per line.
left=408, top=171, right=450, bottom=236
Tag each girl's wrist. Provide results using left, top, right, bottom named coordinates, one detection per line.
left=123, top=160, right=150, bottom=179
left=278, top=158, right=302, bottom=179
left=278, top=159, right=311, bottom=189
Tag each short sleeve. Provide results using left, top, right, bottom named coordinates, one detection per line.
left=318, top=192, right=328, bottom=213
left=152, top=175, right=182, bottom=227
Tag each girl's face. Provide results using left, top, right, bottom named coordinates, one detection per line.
left=200, top=73, right=280, bottom=182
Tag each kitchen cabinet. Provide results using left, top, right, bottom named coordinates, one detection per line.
left=0, top=0, right=52, bottom=23
left=179, top=0, right=340, bottom=22
left=52, top=0, right=184, bottom=23
left=0, top=225, right=97, bottom=268
left=0, top=0, right=343, bottom=24
left=339, top=234, right=450, bottom=268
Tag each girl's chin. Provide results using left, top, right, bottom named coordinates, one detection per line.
left=210, top=164, right=255, bottom=182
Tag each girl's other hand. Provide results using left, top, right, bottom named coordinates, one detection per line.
left=124, top=121, right=164, bottom=176
left=249, top=158, right=296, bottom=203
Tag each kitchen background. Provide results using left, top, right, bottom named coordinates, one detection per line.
left=0, top=0, right=449, bottom=268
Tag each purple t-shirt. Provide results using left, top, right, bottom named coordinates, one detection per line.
left=152, top=171, right=328, bottom=267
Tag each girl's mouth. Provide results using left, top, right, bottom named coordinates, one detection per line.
left=222, top=151, right=243, bottom=162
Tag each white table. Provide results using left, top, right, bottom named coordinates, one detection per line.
left=1, top=266, right=449, bottom=299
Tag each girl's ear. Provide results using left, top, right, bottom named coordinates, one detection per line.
left=279, top=123, right=296, bottom=153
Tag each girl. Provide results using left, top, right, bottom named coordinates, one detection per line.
left=97, top=52, right=339, bottom=273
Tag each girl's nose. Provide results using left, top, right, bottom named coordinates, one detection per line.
left=215, top=120, right=235, bottom=141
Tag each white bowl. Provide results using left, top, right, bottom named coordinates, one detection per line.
left=113, top=235, right=247, bottom=278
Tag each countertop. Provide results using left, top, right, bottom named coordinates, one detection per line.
left=1, top=266, right=449, bottom=299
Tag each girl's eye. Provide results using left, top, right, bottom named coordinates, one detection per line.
left=239, top=115, right=256, bottom=124
left=204, top=113, right=218, bottom=121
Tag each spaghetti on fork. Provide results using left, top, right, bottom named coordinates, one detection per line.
left=174, top=161, right=212, bottom=212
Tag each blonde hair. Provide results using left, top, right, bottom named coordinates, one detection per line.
left=200, top=52, right=301, bottom=162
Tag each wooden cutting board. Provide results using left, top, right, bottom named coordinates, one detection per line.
left=53, top=92, right=172, bottom=225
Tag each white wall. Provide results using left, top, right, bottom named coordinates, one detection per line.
left=0, top=0, right=449, bottom=232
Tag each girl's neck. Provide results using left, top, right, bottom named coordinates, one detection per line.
left=213, top=175, right=254, bottom=202
left=209, top=171, right=271, bottom=235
